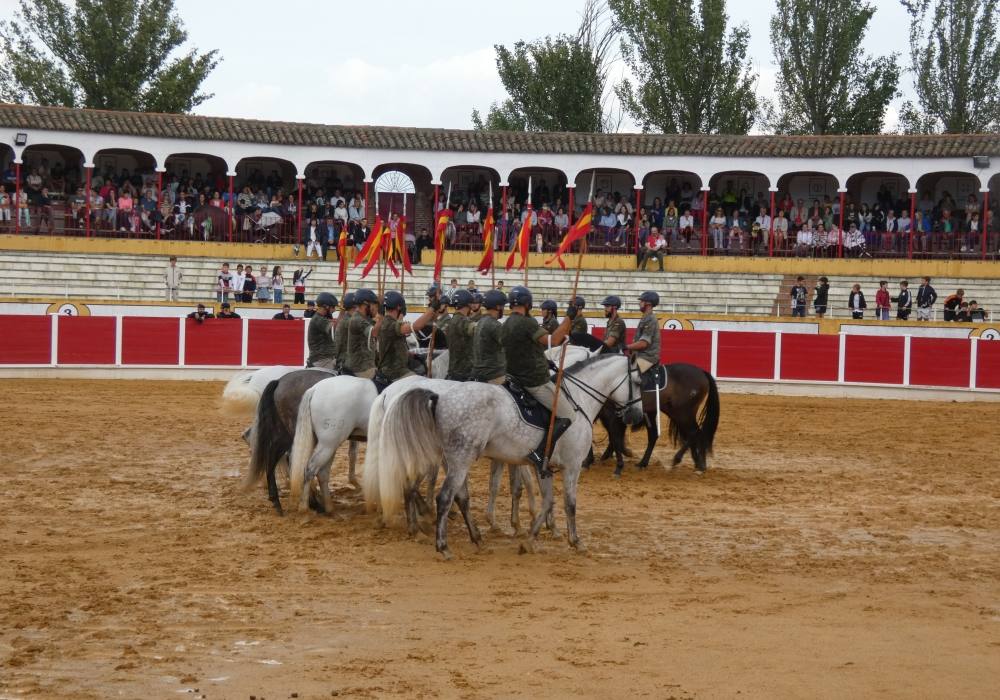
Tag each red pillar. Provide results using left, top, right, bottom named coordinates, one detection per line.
left=838, top=190, right=845, bottom=258
left=500, top=185, right=508, bottom=250
left=155, top=170, right=163, bottom=240
left=568, top=186, right=575, bottom=226
left=983, top=191, right=990, bottom=260
left=634, top=187, right=642, bottom=255
left=296, top=177, right=303, bottom=245
left=700, top=188, right=708, bottom=255
left=364, top=180, right=371, bottom=221
left=227, top=175, right=234, bottom=242
left=14, top=162, right=21, bottom=235
left=84, top=166, right=92, bottom=238
left=909, top=191, right=916, bottom=259
left=768, top=189, right=776, bottom=257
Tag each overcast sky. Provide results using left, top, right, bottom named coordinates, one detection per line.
left=4, top=0, right=915, bottom=131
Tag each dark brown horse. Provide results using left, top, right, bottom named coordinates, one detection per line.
left=593, top=362, right=720, bottom=477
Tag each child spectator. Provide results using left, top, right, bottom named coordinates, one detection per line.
left=164, top=256, right=182, bottom=301
left=242, top=266, right=256, bottom=303
left=256, top=265, right=271, bottom=303
left=942, top=289, right=965, bottom=321
left=216, top=263, right=232, bottom=303
left=892, top=280, right=912, bottom=320
left=848, top=284, right=867, bottom=319
left=916, top=276, right=937, bottom=321
left=955, top=301, right=970, bottom=322
left=271, top=265, right=284, bottom=304
left=875, top=281, right=891, bottom=321
left=813, top=276, right=830, bottom=318
left=790, top=275, right=808, bottom=317
left=292, top=266, right=313, bottom=304
left=968, top=300, right=987, bottom=322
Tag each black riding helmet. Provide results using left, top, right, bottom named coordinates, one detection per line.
left=383, top=290, right=406, bottom=314
left=483, top=289, right=506, bottom=310
left=638, top=290, right=660, bottom=307
left=601, top=295, right=622, bottom=308
left=341, top=292, right=356, bottom=309
left=508, top=285, right=533, bottom=309
left=471, top=291, right=483, bottom=306
left=354, top=288, right=378, bottom=306
left=315, top=291, right=338, bottom=308
left=426, top=284, right=441, bottom=298
left=540, top=299, right=558, bottom=312
left=573, top=295, right=586, bottom=308
left=451, top=289, right=473, bottom=309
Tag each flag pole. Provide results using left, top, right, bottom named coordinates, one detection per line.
left=489, top=183, right=496, bottom=290
left=541, top=171, right=595, bottom=473
left=401, top=192, right=407, bottom=299
left=524, top=176, right=532, bottom=288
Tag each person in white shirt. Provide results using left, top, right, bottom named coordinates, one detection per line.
left=678, top=211, right=695, bottom=247
left=164, top=256, right=183, bottom=301
left=256, top=265, right=271, bottom=303
left=348, top=196, right=364, bottom=223
left=639, top=227, right=666, bottom=271
left=0, top=185, right=10, bottom=226
left=232, top=264, right=246, bottom=297
left=709, top=208, right=727, bottom=252
left=754, top=207, right=772, bottom=251
left=333, top=200, right=348, bottom=225
left=773, top=210, right=789, bottom=250
left=305, top=218, right=323, bottom=258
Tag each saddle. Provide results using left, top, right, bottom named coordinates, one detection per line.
left=641, top=365, right=666, bottom=393
left=372, top=373, right=392, bottom=395
left=502, top=379, right=551, bottom=430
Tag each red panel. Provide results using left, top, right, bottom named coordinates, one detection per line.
left=57, top=316, right=116, bottom=365
left=976, top=340, right=1000, bottom=389
left=716, top=331, right=775, bottom=379
left=661, top=330, right=712, bottom=369
left=184, top=319, right=242, bottom=366
left=909, top=337, right=970, bottom=388
left=121, top=317, right=180, bottom=365
left=247, top=319, right=305, bottom=366
left=780, top=333, right=839, bottom=382
left=844, top=335, right=905, bottom=384
left=0, top=315, right=51, bottom=364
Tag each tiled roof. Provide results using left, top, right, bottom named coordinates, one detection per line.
left=2, top=103, right=998, bottom=158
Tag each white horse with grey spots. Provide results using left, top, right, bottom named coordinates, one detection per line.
left=365, top=352, right=644, bottom=558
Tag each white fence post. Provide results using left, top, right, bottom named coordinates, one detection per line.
left=710, top=329, right=719, bottom=376
left=969, top=337, right=978, bottom=390
left=178, top=317, right=186, bottom=366
left=903, top=335, right=912, bottom=387
left=115, top=315, right=123, bottom=366
left=241, top=317, right=249, bottom=368
left=50, top=312, right=59, bottom=366
left=773, top=332, right=782, bottom=380
left=837, top=333, right=846, bottom=383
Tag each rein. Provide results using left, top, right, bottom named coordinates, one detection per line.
left=559, top=357, right=643, bottom=424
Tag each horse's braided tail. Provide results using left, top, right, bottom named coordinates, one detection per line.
left=242, top=379, right=281, bottom=491
left=377, top=388, right=442, bottom=522
left=221, top=370, right=261, bottom=416
left=288, top=384, right=318, bottom=507
left=694, top=370, right=720, bottom=457
left=361, top=392, right=389, bottom=512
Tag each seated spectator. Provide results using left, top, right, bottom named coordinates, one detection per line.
left=303, top=300, right=316, bottom=318
left=218, top=302, right=240, bottom=319
left=554, top=206, right=569, bottom=232
left=639, top=227, right=665, bottom=271
left=187, top=303, right=214, bottom=322
left=942, top=288, right=965, bottom=321
left=709, top=207, right=726, bottom=252
left=272, top=304, right=296, bottom=320
left=955, top=301, right=970, bottom=322
left=848, top=284, right=867, bottom=319
left=968, top=300, right=987, bottom=322
left=677, top=210, right=694, bottom=248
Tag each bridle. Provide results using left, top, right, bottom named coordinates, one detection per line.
left=559, top=355, right=644, bottom=424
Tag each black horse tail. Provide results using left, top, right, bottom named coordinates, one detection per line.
left=243, top=379, right=286, bottom=491
left=693, top=370, right=720, bottom=458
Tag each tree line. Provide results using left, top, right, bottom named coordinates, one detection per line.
left=474, top=0, right=1000, bottom=135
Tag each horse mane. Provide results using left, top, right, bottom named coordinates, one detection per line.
left=565, top=352, right=619, bottom=375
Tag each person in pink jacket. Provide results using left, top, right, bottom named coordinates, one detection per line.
left=875, top=280, right=891, bottom=321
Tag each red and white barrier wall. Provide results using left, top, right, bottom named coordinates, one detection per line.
left=1, top=314, right=998, bottom=392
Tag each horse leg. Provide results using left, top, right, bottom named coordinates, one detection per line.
left=563, top=465, right=585, bottom=551
left=266, top=457, right=283, bottom=516
left=486, top=460, right=504, bottom=532
left=527, top=467, right=556, bottom=550
left=299, top=444, right=337, bottom=512
left=635, top=411, right=658, bottom=470
left=434, top=463, right=468, bottom=560
left=674, top=414, right=701, bottom=470
left=455, top=479, right=483, bottom=550
left=347, top=439, right=360, bottom=489
left=317, top=460, right=335, bottom=515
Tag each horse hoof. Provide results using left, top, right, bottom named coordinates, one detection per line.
left=636, top=463, right=649, bottom=471
left=623, top=447, right=635, bottom=458
left=613, top=471, right=622, bottom=480
left=439, top=548, right=453, bottom=561
left=518, top=540, right=535, bottom=555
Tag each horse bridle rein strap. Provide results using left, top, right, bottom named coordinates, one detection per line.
left=560, top=361, right=643, bottom=424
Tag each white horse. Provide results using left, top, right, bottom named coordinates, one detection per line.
left=221, top=365, right=298, bottom=416
left=366, top=352, right=644, bottom=558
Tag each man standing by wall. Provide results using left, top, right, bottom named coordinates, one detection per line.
left=916, top=277, right=937, bottom=322
left=164, top=256, right=182, bottom=301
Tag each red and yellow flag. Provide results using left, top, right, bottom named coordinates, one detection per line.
left=476, top=207, right=495, bottom=275
left=545, top=202, right=594, bottom=270
left=354, top=214, right=383, bottom=268
left=359, top=221, right=387, bottom=279
left=397, top=214, right=412, bottom=274
left=433, top=207, right=453, bottom=281
left=505, top=207, right=532, bottom=271
left=337, top=226, right=348, bottom=284
left=384, top=225, right=400, bottom=278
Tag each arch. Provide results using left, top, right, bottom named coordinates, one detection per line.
left=844, top=171, right=911, bottom=215
left=234, top=155, right=297, bottom=196
left=302, top=160, right=366, bottom=202
left=641, top=170, right=703, bottom=209
left=914, top=171, right=984, bottom=216
left=708, top=170, right=771, bottom=217
left=776, top=171, right=840, bottom=209
left=92, top=147, right=157, bottom=183
left=21, top=143, right=87, bottom=195
left=440, top=164, right=502, bottom=209
left=0, top=142, right=13, bottom=170
left=371, top=162, right=434, bottom=239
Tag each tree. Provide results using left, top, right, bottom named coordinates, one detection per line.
left=473, top=34, right=606, bottom=132
left=609, top=0, right=758, bottom=134
left=0, top=0, right=219, bottom=113
left=768, top=0, right=901, bottom=134
left=900, top=0, right=1000, bottom=133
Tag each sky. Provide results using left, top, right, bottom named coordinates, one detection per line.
left=2, top=0, right=915, bottom=131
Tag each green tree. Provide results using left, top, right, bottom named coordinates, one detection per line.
left=900, top=0, right=1000, bottom=133
left=609, top=0, right=758, bottom=134
left=472, top=34, right=607, bottom=132
left=768, top=0, right=901, bottom=134
left=0, top=0, right=219, bottom=113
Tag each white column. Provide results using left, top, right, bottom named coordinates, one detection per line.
left=773, top=332, right=782, bottom=380
left=114, top=315, right=123, bottom=366
left=710, top=329, right=719, bottom=376
left=50, top=313, right=59, bottom=366
left=178, top=317, right=186, bottom=366
left=902, top=335, right=912, bottom=387
left=241, top=317, right=249, bottom=368
left=837, top=333, right=846, bottom=383
left=969, top=337, right=979, bottom=390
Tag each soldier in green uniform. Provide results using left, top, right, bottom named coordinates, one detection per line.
left=626, top=290, right=662, bottom=381
left=570, top=295, right=588, bottom=337
left=539, top=299, right=559, bottom=334
left=472, top=289, right=507, bottom=385
left=601, top=295, right=626, bottom=353
left=445, top=289, right=477, bottom=380
left=344, top=288, right=378, bottom=378
left=501, top=285, right=575, bottom=471
left=373, top=290, right=437, bottom=382
left=469, top=291, right=483, bottom=322
left=333, top=291, right=355, bottom=370
left=306, top=291, right=338, bottom=369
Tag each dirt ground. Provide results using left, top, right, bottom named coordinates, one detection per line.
left=1, top=379, right=998, bottom=699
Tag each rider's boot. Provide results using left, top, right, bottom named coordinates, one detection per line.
left=526, top=417, right=572, bottom=478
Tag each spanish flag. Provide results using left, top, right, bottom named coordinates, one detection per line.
left=337, top=226, right=348, bottom=284
left=476, top=207, right=495, bottom=275
left=384, top=224, right=400, bottom=278
left=397, top=214, right=412, bottom=274
left=359, top=221, right=387, bottom=279
left=354, top=214, right=383, bottom=268
left=545, top=202, right=594, bottom=270
left=505, top=207, right=532, bottom=271
left=433, top=207, right=452, bottom=282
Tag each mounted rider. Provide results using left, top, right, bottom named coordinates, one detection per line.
left=600, top=295, right=626, bottom=353
left=333, top=291, right=355, bottom=370
left=569, top=295, right=588, bottom=339
left=445, top=289, right=477, bottom=381
left=344, top=287, right=378, bottom=379
left=626, top=290, right=662, bottom=388
left=306, top=291, right=338, bottom=370
left=415, top=284, right=449, bottom=349
left=471, top=289, right=507, bottom=385
left=373, top=290, right=436, bottom=383
left=501, top=285, right=575, bottom=471
left=469, top=291, right=483, bottom=322
left=539, top=299, right=559, bottom=334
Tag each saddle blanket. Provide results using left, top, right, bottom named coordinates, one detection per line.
left=501, top=379, right=551, bottom=430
